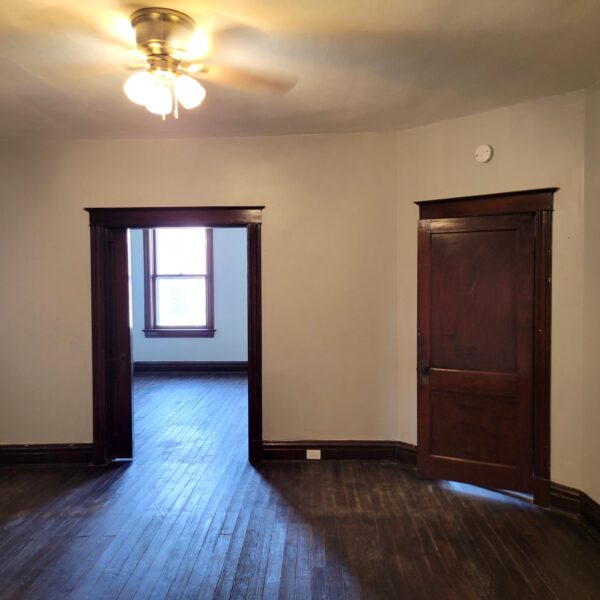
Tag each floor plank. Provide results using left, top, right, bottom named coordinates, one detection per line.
left=0, top=374, right=599, bottom=599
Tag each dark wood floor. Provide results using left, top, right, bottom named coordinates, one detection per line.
left=0, top=374, right=599, bottom=599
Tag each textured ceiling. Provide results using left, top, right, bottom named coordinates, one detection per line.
left=1, top=0, right=600, bottom=139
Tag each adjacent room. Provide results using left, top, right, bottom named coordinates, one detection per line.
left=0, top=1, right=599, bottom=598
left=128, top=226, right=249, bottom=464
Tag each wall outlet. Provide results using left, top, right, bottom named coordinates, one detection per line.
left=306, top=449, right=321, bottom=460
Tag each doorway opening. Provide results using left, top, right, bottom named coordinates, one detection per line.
left=85, top=207, right=264, bottom=465
left=129, top=225, right=249, bottom=463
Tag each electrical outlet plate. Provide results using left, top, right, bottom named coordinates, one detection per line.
left=306, top=449, right=321, bottom=460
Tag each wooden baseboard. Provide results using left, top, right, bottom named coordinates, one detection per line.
left=581, top=492, right=600, bottom=532
left=550, top=482, right=600, bottom=531
left=262, top=440, right=417, bottom=466
left=396, top=441, right=418, bottom=465
left=133, top=361, right=249, bottom=374
left=0, top=443, right=93, bottom=464
left=549, top=482, right=580, bottom=513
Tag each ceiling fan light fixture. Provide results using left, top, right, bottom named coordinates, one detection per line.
left=123, top=7, right=207, bottom=119
left=174, top=75, right=206, bottom=109
left=144, top=80, right=173, bottom=116
left=123, top=70, right=155, bottom=106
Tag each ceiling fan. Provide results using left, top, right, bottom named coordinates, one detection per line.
left=123, top=5, right=297, bottom=119
left=124, top=7, right=214, bottom=118
left=12, top=1, right=297, bottom=120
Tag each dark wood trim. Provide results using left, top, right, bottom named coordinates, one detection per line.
left=416, top=188, right=554, bottom=506
left=549, top=482, right=581, bottom=513
left=581, top=492, right=600, bottom=532
left=89, top=225, right=109, bottom=465
left=87, top=207, right=263, bottom=465
left=247, top=223, right=263, bottom=464
left=533, top=210, right=553, bottom=505
left=262, top=440, right=417, bottom=466
left=396, top=440, right=418, bottom=465
left=416, top=188, right=557, bottom=219
left=85, top=206, right=264, bottom=228
left=142, top=328, right=216, bottom=338
left=143, top=228, right=155, bottom=337
left=550, top=482, right=600, bottom=531
left=0, top=444, right=93, bottom=464
left=142, top=228, right=215, bottom=338
left=133, top=361, right=248, bottom=374
left=206, top=227, right=215, bottom=334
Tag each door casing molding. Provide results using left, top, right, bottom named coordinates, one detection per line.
left=415, top=188, right=555, bottom=505
left=85, top=206, right=264, bottom=465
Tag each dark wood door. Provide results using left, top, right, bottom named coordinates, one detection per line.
left=417, top=213, right=535, bottom=492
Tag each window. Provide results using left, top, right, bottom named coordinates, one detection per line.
left=143, top=227, right=215, bottom=337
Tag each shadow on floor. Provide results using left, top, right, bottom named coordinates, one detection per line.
left=253, top=460, right=600, bottom=600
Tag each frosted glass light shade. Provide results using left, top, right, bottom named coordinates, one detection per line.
left=145, top=81, right=173, bottom=116
left=123, top=71, right=155, bottom=106
left=174, top=75, right=206, bottom=109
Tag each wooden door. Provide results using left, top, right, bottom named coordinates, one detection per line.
left=417, top=213, right=536, bottom=492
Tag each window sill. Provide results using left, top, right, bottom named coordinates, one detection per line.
left=143, top=328, right=216, bottom=339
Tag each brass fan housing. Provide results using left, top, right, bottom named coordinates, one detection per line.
left=130, top=7, right=195, bottom=72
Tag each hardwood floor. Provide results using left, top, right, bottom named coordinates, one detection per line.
left=0, top=374, right=599, bottom=599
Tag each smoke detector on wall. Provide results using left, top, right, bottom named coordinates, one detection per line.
left=474, top=144, right=494, bottom=163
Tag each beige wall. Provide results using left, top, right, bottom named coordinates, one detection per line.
left=583, top=86, right=600, bottom=502
left=0, top=132, right=399, bottom=445
left=0, top=90, right=596, bottom=501
left=395, top=91, right=587, bottom=491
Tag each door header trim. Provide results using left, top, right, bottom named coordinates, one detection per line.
left=416, top=188, right=556, bottom=219
left=85, top=206, right=264, bottom=228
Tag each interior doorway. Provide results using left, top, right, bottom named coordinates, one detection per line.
left=129, top=225, right=248, bottom=462
left=415, top=189, right=554, bottom=504
left=85, top=207, right=264, bottom=465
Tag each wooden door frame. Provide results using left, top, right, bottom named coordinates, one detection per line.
left=416, top=188, right=555, bottom=505
left=85, top=206, right=264, bottom=465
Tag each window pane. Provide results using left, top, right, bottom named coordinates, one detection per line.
left=156, top=278, right=207, bottom=327
left=155, top=228, right=206, bottom=275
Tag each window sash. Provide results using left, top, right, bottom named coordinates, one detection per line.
left=143, top=228, right=215, bottom=337
left=154, top=228, right=208, bottom=276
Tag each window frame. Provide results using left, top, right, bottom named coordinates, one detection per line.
left=142, top=227, right=215, bottom=338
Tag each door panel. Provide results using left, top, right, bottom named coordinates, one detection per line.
left=430, top=391, right=518, bottom=465
left=418, top=214, right=535, bottom=492
left=430, top=229, right=517, bottom=372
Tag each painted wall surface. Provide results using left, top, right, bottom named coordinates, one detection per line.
left=0, top=91, right=596, bottom=502
left=0, top=132, right=398, bottom=446
left=395, top=91, right=586, bottom=493
left=583, top=85, right=600, bottom=503
left=130, top=228, right=248, bottom=362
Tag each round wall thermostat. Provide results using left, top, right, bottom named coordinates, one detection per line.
left=475, top=144, right=493, bottom=163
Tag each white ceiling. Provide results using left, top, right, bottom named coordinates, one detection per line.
left=2, top=0, right=600, bottom=139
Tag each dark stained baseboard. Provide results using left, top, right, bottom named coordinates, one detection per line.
left=550, top=482, right=600, bottom=531
left=581, top=492, right=600, bottom=532
left=133, top=361, right=249, bottom=374
left=549, top=482, right=581, bottom=513
left=262, top=440, right=417, bottom=466
left=0, top=444, right=93, bottom=464
left=396, top=441, right=418, bottom=465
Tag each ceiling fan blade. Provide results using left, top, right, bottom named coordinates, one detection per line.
left=38, top=62, right=132, bottom=81
left=194, top=64, right=297, bottom=93
left=15, top=3, right=135, bottom=50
